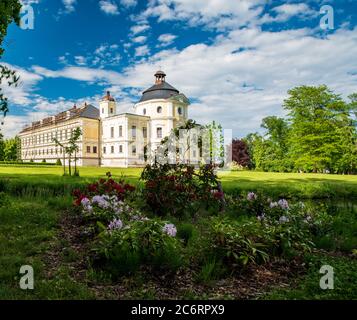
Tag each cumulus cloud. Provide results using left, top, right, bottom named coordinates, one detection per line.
left=99, top=0, right=119, bottom=15
left=134, top=45, right=150, bottom=57
left=157, top=33, right=177, bottom=47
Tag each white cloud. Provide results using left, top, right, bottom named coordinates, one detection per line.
left=74, top=55, right=87, bottom=66
left=62, top=0, right=77, bottom=13
left=157, top=33, right=177, bottom=47
left=134, top=45, right=150, bottom=57
left=121, top=0, right=137, bottom=8
left=138, top=0, right=265, bottom=31
left=132, top=35, right=147, bottom=44
left=130, top=24, right=150, bottom=35
left=262, top=3, right=318, bottom=23
left=99, top=0, right=119, bottom=15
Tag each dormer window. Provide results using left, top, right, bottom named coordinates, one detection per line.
left=157, top=106, right=162, bottom=114
left=178, top=107, right=182, bottom=115
left=143, top=108, right=146, bottom=115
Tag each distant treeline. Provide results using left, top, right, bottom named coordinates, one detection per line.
left=231, top=85, right=357, bottom=174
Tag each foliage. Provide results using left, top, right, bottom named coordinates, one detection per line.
left=0, top=136, right=20, bottom=161
left=244, top=85, right=357, bottom=174
left=228, top=139, right=251, bottom=168
left=95, top=218, right=182, bottom=277
left=56, top=158, right=62, bottom=166
left=141, top=163, right=224, bottom=217
left=0, top=0, right=22, bottom=118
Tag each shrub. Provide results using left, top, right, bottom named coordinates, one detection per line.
left=95, top=218, right=182, bottom=277
left=56, top=159, right=62, bottom=166
left=141, top=163, right=224, bottom=217
left=177, top=222, right=195, bottom=245
left=209, top=217, right=270, bottom=268
left=42, top=159, right=47, bottom=163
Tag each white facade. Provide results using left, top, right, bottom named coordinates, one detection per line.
left=18, top=71, right=190, bottom=168
left=99, top=70, right=190, bottom=167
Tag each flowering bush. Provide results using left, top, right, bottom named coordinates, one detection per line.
left=224, top=192, right=333, bottom=258
left=95, top=218, right=182, bottom=277
left=71, top=173, right=181, bottom=276
left=141, top=163, right=225, bottom=217
left=72, top=172, right=135, bottom=207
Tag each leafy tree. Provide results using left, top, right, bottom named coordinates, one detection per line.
left=283, top=85, right=353, bottom=173
left=229, top=139, right=251, bottom=168
left=3, top=136, right=19, bottom=161
left=0, top=0, right=22, bottom=118
left=0, top=132, right=5, bottom=160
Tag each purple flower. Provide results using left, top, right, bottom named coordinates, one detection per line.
left=257, top=213, right=265, bottom=221
left=162, top=223, right=177, bottom=237
left=108, top=218, right=123, bottom=231
left=92, top=195, right=110, bottom=209
left=247, top=192, right=257, bottom=201
left=278, top=199, right=289, bottom=210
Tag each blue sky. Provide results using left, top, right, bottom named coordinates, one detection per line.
left=2, top=0, right=357, bottom=138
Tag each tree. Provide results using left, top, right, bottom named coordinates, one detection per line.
left=0, top=0, right=22, bottom=118
left=283, top=85, right=353, bottom=173
left=3, top=136, right=19, bottom=161
left=229, top=139, right=251, bottom=168
left=0, top=132, right=5, bottom=160
left=53, top=127, right=82, bottom=177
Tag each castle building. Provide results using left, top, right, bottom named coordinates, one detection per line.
left=18, top=71, right=190, bottom=167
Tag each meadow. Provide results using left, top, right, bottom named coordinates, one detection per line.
left=0, top=164, right=356, bottom=300
left=1, top=165, right=357, bottom=199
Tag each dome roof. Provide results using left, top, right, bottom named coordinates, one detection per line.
left=139, top=70, right=180, bottom=103
left=101, top=91, right=115, bottom=102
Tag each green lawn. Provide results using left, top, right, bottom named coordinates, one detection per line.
left=1, top=165, right=357, bottom=199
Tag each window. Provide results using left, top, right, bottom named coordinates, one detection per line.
left=132, top=145, right=136, bottom=155
left=110, top=108, right=113, bottom=114
left=143, top=108, right=146, bottom=115
left=157, top=106, right=162, bottom=114
left=87, top=146, right=91, bottom=153
left=132, top=126, right=137, bottom=139
left=178, top=107, right=182, bottom=115
left=111, top=146, right=114, bottom=153
left=142, top=127, right=147, bottom=139
left=103, top=147, right=106, bottom=154
left=93, top=146, right=97, bottom=154
left=119, top=125, right=123, bottom=137
left=102, top=108, right=104, bottom=114
left=119, top=145, right=123, bottom=153
left=110, top=127, right=114, bottom=138
left=157, top=127, right=163, bottom=139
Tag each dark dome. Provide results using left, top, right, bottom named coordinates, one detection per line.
left=139, top=81, right=179, bottom=102
left=101, top=91, right=115, bottom=102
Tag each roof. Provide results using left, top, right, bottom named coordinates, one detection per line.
left=19, top=104, right=99, bottom=134
left=101, top=91, right=115, bottom=102
left=139, top=81, right=180, bottom=103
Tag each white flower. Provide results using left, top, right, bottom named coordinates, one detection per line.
left=279, top=215, right=290, bottom=223
left=270, top=202, right=278, bottom=208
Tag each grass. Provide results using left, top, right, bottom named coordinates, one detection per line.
left=0, top=193, right=94, bottom=299
left=1, top=165, right=357, bottom=199
left=265, top=253, right=357, bottom=300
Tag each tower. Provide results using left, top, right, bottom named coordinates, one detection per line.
left=99, top=91, right=116, bottom=119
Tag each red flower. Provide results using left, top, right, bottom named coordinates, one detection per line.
left=124, top=184, right=135, bottom=192
left=213, top=191, right=224, bottom=200
left=99, top=178, right=106, bottom=184
left=88, top=183, right=98, bottom=193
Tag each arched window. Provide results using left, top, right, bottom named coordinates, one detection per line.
left=143, top=108, right=146, bottom=115
left=157, top=106, right=162, bottom=114
left=178, top=107, right=182, bottom=115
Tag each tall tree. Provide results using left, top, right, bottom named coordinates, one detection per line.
left=283, top=85, right=352, bottom=173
